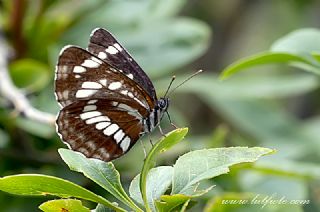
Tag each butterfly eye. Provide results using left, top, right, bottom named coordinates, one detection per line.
left=158, top=98, right=168, bottom=109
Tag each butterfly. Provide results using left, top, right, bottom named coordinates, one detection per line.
left=55, top=28, right=170, bottom=162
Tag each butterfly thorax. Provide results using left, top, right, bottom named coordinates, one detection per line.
left=143, top=97, right=169, bottom=134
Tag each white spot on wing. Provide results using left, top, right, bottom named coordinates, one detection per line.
left=118, top=103, right=135, bottom=112
left=88, top=100, right=98, bottom=104
left=82, top=81, right=102, bottom=89
left=99, top=79, right=107, bottom=86
left=120, top=136, right=131, bottom=152
left=127, top=73, right=133, bottom=79
left=76, top=89, right=97, bottom=98
left=75, top=74, right=81, bottom=78
left=62, top=90, right=69, bottom=99
left=105, top=46, right=118, bottom=54
left=83, top=105, right=97, bottom=112
left=91, top=56, right=102, bottom=64
left=103, top=124, right=119, bottom=136
left=80, top=111, right=101, bottom=120
left=114, top=130, right=125, bottom=144
left=81, top=59, right=100, bottom=68
left=73, top=66, right=86, bottom=73
left=128, top=92, right=134, bottom=98
left=114, top=43, right=123, bottom=51
left=60, top=65, right=68, bottom=73
left=96, top=122, right=110, bottom=130
left=110, top=67, right=118, bottom=72
left=86, top=116, right=110, bottom=124
left=108, top=82, right=122, bottom=90
left=120, top=90, right=128, bottom=95
left=111, top=101, right=118, bottom=107
left=98, top=52, right=107, bottom=59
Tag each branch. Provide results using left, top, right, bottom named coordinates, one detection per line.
left=0, top=33, right=56, bottom=126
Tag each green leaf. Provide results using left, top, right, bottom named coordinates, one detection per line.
left=61, top=0, right=210, bottom=76
left=95, top=204, right=114, bottom=212
left=256, top=159, right=320, bottom=179
left=64, top=18, right=210, bottom=77
left=155, top=194, right=191, bottom=212
left=271, top=28, right=320, bottom=56
left=312, top=53, right=320, bottom=62
left=209, top=125, right=229, bottom=148
left=129, top=166, right=173, bottom=211
left=172, top=147, right=274, bottom=194
left=221, top=29, right=320, bottom=79
left=164, top=73, right=320, bottom=99
left=126, top=18, right=210, bottom=76
left=39, top=199, right=90, bottom=212
left=58, top=149, right=141, bottom=212
left=220, top=52, right=312, bottom=79
left=93, top=0, right=187, bottom=24
left=140, top=128, right=188, bottom=212
left=9, top=59, right=51, bottom=92
left=195, top=96, right=319, bottom=158
left=0, top=174, right=124, bottom=212
left=240, top=171, right=308, bottom=200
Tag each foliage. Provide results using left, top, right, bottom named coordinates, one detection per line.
left=0, top=129, right=272, bottom=211
left=0, top=0, right=320, bottom=211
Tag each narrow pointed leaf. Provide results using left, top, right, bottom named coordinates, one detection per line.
left=0, top=174, right=124, bottom=212
left=220, top=52, right=312, bottom=80
left=140, top=128, right=188, bottom=212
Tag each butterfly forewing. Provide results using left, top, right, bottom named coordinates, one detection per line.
left=55, top=46, right=154, bottom=113
left=57, top=99, right=143, bottom=161
left=88, top=28, right=156, bottom=100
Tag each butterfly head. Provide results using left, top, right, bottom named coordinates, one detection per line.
left=157, top=97, right=169, bottom=112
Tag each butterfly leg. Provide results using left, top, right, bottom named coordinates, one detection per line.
left=140, top=139, right=147, bottom=159
left=166, top=111, right=178, bottom=129
left=148, top=134, right=154, bottom=146
left=158, top=125, right=167, bottom=137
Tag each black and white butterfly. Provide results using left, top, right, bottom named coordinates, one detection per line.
left=55, top=28, right=170, bottom=162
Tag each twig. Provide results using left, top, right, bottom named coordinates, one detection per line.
left=0, top=32, right=56, bottom=126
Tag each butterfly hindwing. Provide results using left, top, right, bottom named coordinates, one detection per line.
left=57, top=99, right=144, bottom=161
left=88, top=28, right=156, bottom=100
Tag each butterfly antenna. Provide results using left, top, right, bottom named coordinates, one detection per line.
left=168, top=69, right=203, bottom=96
left=164, top=75, right=176, bottom=97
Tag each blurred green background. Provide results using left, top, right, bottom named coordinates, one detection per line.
left=0, top=0, right=320, bottom=211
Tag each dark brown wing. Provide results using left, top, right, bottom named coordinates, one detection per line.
left=88, top=28, right=156, bottom=100
left=57, top=99, right=143, bottom=161
left=55, top=46, right=155, bottom=116
left=54, top=46, right=156, bottom=161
